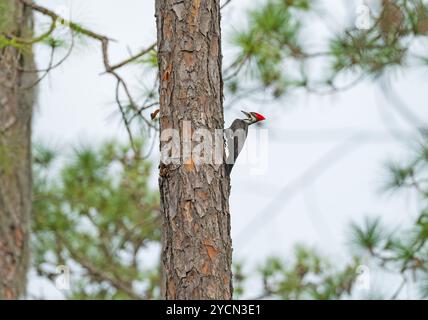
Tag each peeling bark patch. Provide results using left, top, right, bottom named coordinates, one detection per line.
left=14, top=227, right=24, bottom=249
left=172, top=2, right=186, bottom=21
left=163, top=13, right=174, bottom=41
left=166, top=277, right=176, bottom=298
left=179, top=89, right=188, bottom=100
left=160, top=116, right=171, bottom=130
left=183, top=201, right=193, bottom=224
left=205, top=167, right=215, bottom=184
left=198, top=95, right=207, bottom=106
left=184, top=157, right=196, bottom=172
left=204, top=242, right=218, bottom=261
left=4, top=288, right=13, bottom=299
left=162, top=64, right=173, bottom=81
left=195, top=189, right=208, bottom=201
left=201, top=261, right=210, bottom=275
left=200, top=12, right=211, bottom=36
left=206, top=281, right=218, bottom=299
left=183, top=52, right=196, bottom=70
left=210, top=36, right=219, bottom=57
left=190, top=0, right=202, bottom=26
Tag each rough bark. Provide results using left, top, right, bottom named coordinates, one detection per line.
left=155, top=0, right=233, bottom=299
left=0, top=0, right=36, bottom=299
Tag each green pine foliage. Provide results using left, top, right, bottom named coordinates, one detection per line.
left=233, top=246, right=359, bottom=300
left=350, top=217, right=385, bottom=253
left=229, top=0, right=309, bottom=96
left=229, top=0, right=428, bottom=98
left=32, top=140, right=160, bottom=299
left=350, top=137, right=428, bottom=298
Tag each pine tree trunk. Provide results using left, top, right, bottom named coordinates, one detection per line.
left=155, top=0, right=233, bottom=299
left=0, top=0, right=36, bottom=299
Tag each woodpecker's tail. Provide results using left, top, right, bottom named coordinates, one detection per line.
left=225, top=163, right=233, bottom=176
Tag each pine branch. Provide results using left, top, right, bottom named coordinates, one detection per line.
left=18, top=0, right=158, bottom=151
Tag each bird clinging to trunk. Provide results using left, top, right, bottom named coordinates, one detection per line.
left=225, top=110, right=266, bottom=175
left=151, top=108, right=265, bottom=175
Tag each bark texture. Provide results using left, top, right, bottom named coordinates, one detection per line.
left=0, top=0, right=36, bottom=299
left=155, top=0, right=233, bottom=299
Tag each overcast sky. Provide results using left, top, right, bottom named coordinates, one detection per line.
left=29, top=0, right=427, bottom=299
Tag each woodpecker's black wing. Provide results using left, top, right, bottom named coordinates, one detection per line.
left=225, top=119, right=248, bottom=176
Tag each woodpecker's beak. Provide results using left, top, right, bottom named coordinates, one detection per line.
left=241, top=110, right=251, bottom=119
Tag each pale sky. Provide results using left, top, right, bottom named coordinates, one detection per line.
left=29, top=0, right=427, bottom=299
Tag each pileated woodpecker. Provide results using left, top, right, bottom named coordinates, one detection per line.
left=225, top=110, right=266, bottom=175
left=151, top=109, right=265, bottom=174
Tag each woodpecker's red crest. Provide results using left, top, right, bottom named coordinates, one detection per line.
left=253, top=112, right=266, bottom=121
left=241, top=110, right=266, bottom=125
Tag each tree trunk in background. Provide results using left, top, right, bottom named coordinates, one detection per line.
left=156, top=0, right=233, bottom=299
left=0, top=0, right=36, bottom=299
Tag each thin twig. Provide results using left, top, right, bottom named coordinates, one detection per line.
left=390, top=276, right=407, bottom=300
left=107, top=43, right=156, bottom=73
left=221, top=0, right=233, bottom=9
left=19, top=0, right=157, bottom=152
